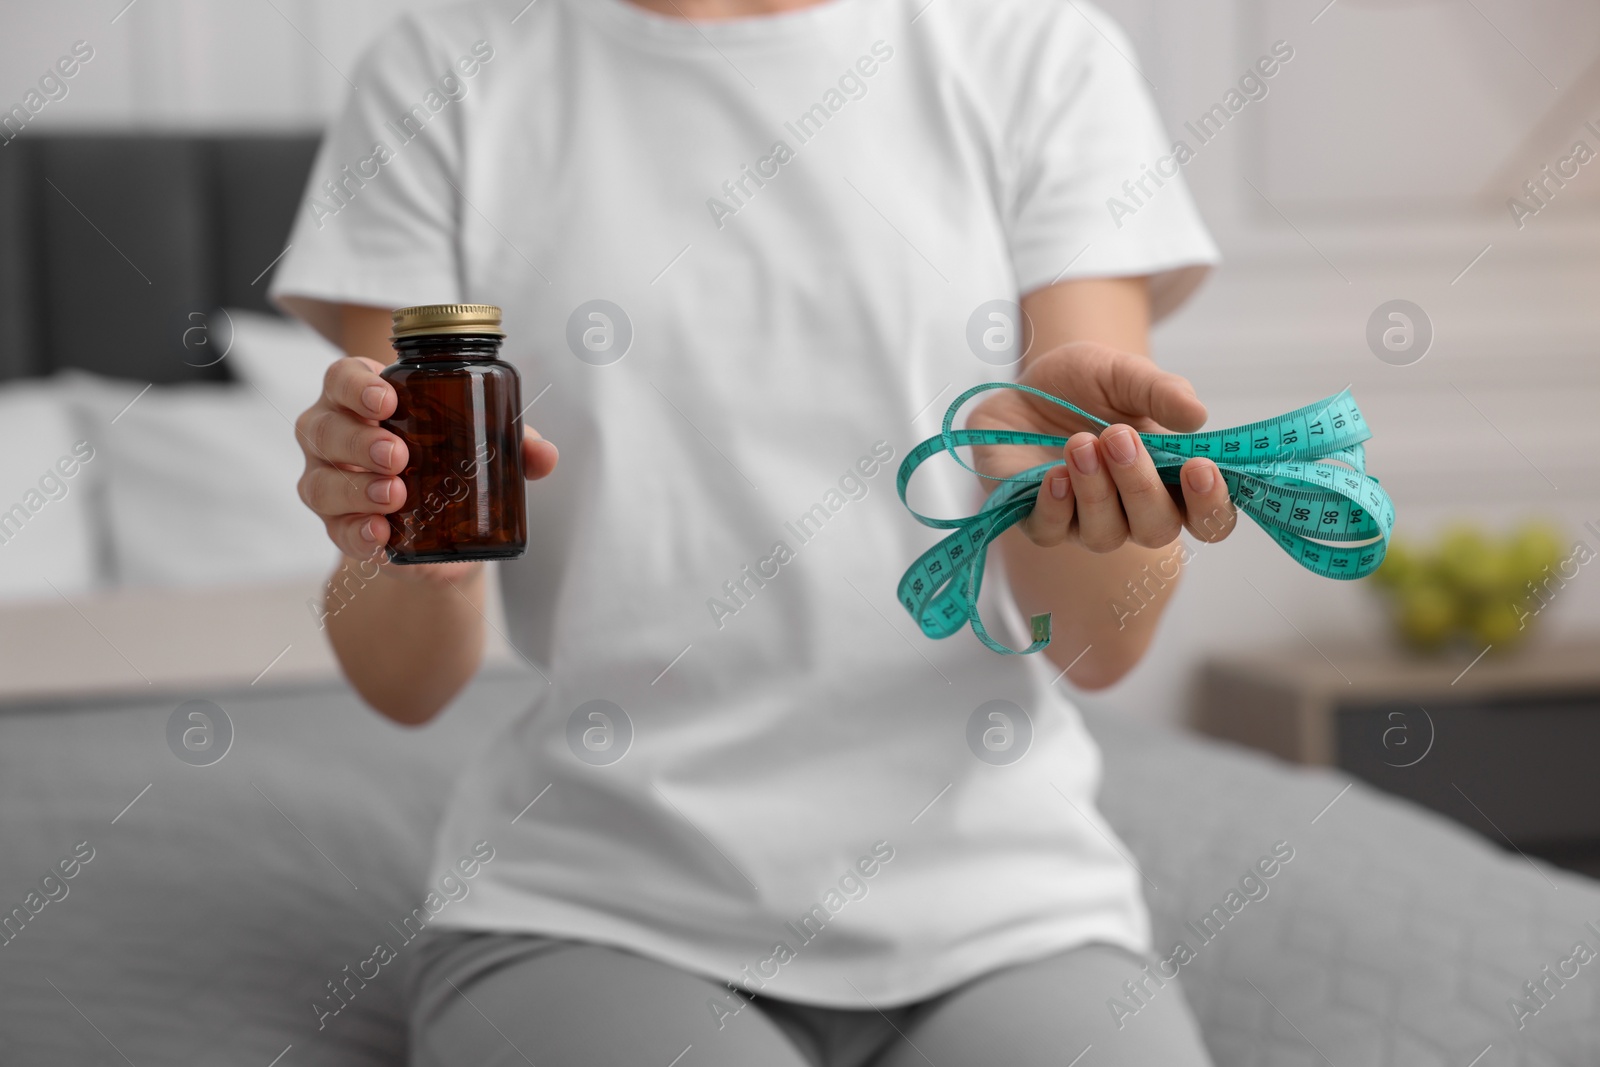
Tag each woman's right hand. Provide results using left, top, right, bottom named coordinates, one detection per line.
left=293, top=356, right=559, bottom=586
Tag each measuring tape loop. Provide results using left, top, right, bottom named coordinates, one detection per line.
left=895, top=383, right=1396, bottom=655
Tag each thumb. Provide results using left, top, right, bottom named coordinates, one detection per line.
left=1108, top=352, right=1207, bottom=432
left=522, top=426, right=559, bottom=480
left=1148, top=373, right=1207, bottom=433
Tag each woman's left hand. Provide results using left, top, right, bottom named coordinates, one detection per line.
left=966, top=341, right=1237, bottom=552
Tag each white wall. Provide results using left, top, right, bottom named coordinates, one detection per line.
left=1087, top=0, right=1600, bottom=725
left=0, top=0, right=456, bottom=130
left=5, top=0, right=1598, bottom=725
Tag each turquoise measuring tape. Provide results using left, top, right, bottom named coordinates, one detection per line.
left=895, top=383, right=1395, bottom=655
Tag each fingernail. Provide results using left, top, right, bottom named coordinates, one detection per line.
left=359, top=518, right=378, bottom=542
left=1070, top=441, right=1100, bottom=476
left=1050, top=470, right=1070, bottom=500
left=1104, top=428, right=1138, bottom=466
left=363, top=385, right=386, bottom=414
left=1186, top=463, right=1215, bottom=493
left=370, top=439, right=395, bottom=468
left=368, top=478, right=393, bottom=504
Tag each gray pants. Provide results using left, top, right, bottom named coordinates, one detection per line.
left=409, top=931, right=1214, bottom=1067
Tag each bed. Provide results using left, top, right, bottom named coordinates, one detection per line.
left=4, top=663, right=1597, bottom=1065
left=1, top=134, right=1595, bottom=1065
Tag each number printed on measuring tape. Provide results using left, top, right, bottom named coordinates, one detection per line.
left=894, top=383, right=1395, bottom=656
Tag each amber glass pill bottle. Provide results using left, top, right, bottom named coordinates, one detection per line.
left=379, top=304, right=527, bottom=564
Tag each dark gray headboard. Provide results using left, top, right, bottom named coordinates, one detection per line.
left=0, top=133, right=322, bottom=384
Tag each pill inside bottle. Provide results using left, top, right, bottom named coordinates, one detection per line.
left=379, top=303, right=527, bottom=564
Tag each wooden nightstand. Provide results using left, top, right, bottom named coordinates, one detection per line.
left=1192, top=637, right=1600, bottom=877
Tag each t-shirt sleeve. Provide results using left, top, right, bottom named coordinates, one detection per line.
left=1004, top=6, right=1219, bottom=321
left=268, top=16, right=464, bottom=332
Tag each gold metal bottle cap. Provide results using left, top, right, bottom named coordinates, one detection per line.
left=391, top=303, right=505, bottom=339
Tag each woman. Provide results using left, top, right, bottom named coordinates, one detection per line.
left=273, top=0, right=1232, bottom=1063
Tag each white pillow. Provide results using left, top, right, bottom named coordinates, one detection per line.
left=0, top=381, right=104, bottom=601
left=220, top=307, right=346, bottom=417
left=58, top=371, right=339, bottom=589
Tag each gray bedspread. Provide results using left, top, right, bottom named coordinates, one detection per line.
left=1, top=670, right=1596, bottom=1065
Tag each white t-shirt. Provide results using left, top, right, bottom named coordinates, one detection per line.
left=272, top=0, right=1218, bottom=1008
